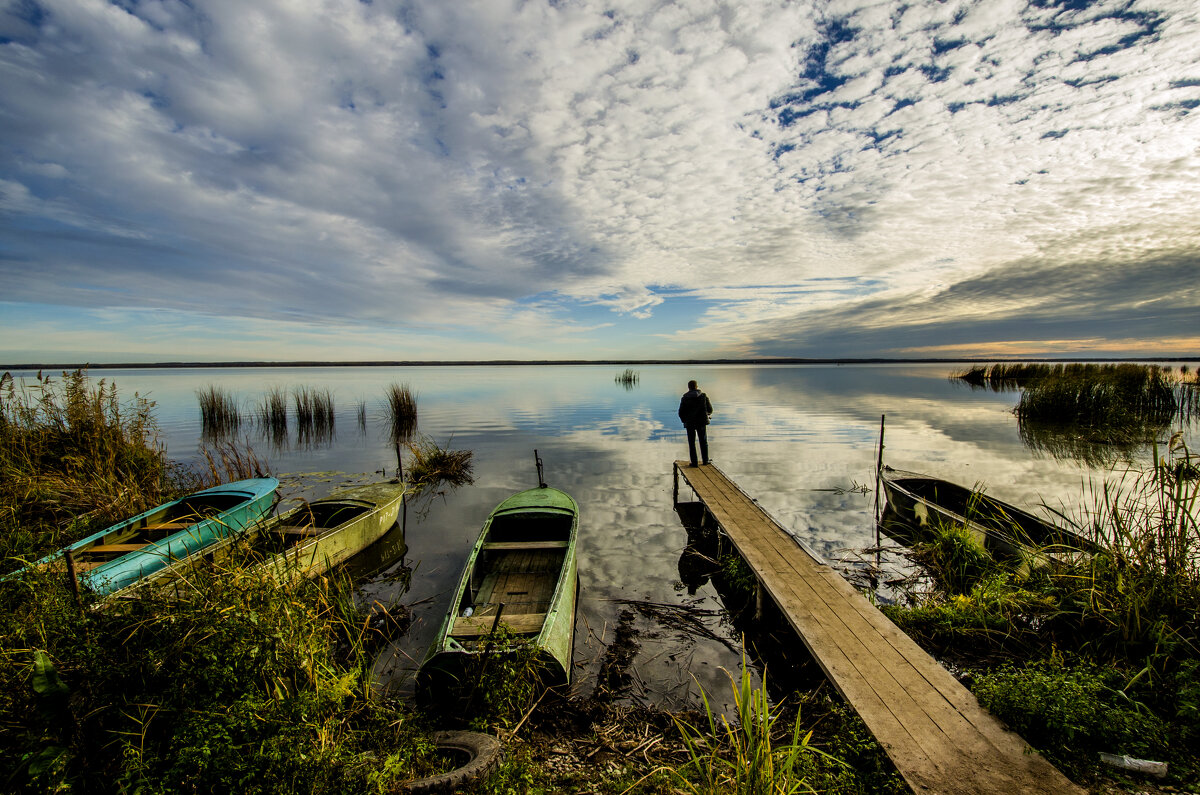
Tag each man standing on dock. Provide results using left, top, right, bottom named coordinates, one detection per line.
left=678, top=380, right=714, bottom=466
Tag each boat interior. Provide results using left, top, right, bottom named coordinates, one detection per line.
left=895, top=477, right=1048, bottom=540
left=71, top=494, right=251, bottom=571
left=452, top=511, right=572, bottom=640
left=262, top=500, right=373, bottom=553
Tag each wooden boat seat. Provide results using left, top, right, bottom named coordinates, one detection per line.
left=451, top=612, right=546, bottom=636
left=87, top=543, right=150, bottom=553
left=273, top=524, right=323, bottom=537
left=482, top=540, right=568, bottom=551
left=144, top=522, right=191, bottom=531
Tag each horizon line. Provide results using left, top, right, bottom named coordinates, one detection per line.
left=4, top=356, right=1198, bottom=371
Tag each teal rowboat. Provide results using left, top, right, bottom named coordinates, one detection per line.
left=417, top=484, right=580, bottom=704
left=251, top=481, right=405, bottom=583
left=19, top=477, right=278, bottom=597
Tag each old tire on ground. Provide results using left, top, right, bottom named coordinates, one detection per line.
left=402, top=731, right=502, bottom=794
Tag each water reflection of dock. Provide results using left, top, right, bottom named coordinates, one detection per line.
left=672, top=461, right=1083, bottom=795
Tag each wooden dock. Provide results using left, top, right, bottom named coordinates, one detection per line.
left=673, top=462, right=1084, bottom=795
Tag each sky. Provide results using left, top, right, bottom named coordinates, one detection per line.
left=2, top=0, right=1199, bottom=364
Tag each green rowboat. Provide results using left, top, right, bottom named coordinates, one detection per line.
left=417, top=482, right=580, bottom=704
left=251, top=481, right=406, bottom=583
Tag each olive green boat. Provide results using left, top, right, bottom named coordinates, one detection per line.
left=417, top=473, right=579, bottom=705
left=251, top=481, right=406, bottom=584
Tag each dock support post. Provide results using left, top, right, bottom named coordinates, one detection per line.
left=754, top=581, right=765, bottom=622
left=672, top=462, right=679, bottom=507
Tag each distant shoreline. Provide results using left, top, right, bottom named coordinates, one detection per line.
left=3, top=356, right=1197, bottom=371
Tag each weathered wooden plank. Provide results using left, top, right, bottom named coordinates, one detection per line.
left=483, top=540, right=568, bottom=550
left=674, top=462, right=1084, bottom=795
left=86, top=543, right=149, bottom=553
left=451, top=612, right=546, bottom=636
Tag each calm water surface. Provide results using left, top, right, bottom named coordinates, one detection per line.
left=17, top=363, right=1196, bottom=710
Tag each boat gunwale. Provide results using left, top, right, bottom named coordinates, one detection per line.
left=880, top=465, right=1093, bottom=552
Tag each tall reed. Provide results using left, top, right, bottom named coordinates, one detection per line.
left=1015, top=363, right=1180, bottom=429
left=197, top=385, right=241, bottom=439
left=255, top=386, right=288, bottom=432
left=293, top=386, right=335, bottom=443
left=1, top=369, right=170, bottom=556
left=615, top=368, right=640, bottom=389
left=385, top=383, right=417, bottom=443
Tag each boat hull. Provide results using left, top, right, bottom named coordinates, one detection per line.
left=253, top=481, right=406, bottom=583
left=879, top=466, right=1093, bottom=558
left=417, top=485, right=579, bottom=705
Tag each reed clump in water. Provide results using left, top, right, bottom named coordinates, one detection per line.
left=255, top=386, right=288, bottom=433
left=197, top=385, right=241, bottom=438
left=954, top=363, right=1050, bottom=390
left=293, top=386, right=335, bottom=443
left=385, top=383, right=417, bottom=443
left=615, top=368, right=640, bottom=388
left=404, top=435, right=474, bottom=492
left=1015, top=363, right=1180, bottom=432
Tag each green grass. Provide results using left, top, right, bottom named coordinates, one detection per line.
left=673, top=659, right=837, bottom=795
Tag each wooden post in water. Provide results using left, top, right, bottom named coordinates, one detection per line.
left=873, top=414, right=886, bottom=586
left=672, top=462, right=679, bottom=506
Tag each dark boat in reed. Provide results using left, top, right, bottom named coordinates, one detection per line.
left=417, top=456, right=579, bottom=705
left=15, top=478, right=278, bottom=597
left=879, top=466, right=1095, bottom=558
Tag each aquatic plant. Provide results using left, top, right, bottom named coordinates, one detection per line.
left=674, top=658, right=837, bottom=795
left=196, top=385, right=241, bottom=438
left=1014, top=363, right=1180, bottom=430
left=953, top=363, right=1049, bottom=390
left=615, top=368, right=640, bottom=389
left=293, top=386, right=335, bottom=444
left=384, top=383, right=417, bottom=443
left=255, top=386, right=288, bottom=435
left=404, top=434, right=474, bottom=492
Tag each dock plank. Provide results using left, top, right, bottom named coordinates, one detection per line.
left=674, top=462, right=1083, bottom=795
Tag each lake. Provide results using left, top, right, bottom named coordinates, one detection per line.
left=12, top=362, right=1196, bottom=711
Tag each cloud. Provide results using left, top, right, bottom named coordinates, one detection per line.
left=1, top=0, right=1199, bottom=360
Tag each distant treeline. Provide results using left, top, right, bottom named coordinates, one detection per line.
left=7, top=357, right=1198, bottom=371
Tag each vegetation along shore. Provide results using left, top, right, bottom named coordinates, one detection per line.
left=2, top=366, right=1198, bottom=793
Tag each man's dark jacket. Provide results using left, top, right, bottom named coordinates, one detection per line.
left=678, top=389, right=713, bottom=427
